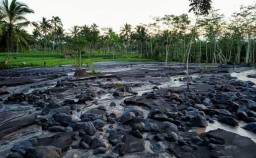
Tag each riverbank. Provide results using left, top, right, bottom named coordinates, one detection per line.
left=0, top=62, right=256, bottom=158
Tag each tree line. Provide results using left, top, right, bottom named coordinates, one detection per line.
left=1, top=0, right=255, bottom=65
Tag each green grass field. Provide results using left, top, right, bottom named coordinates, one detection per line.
left=0, top=52, right=156, bottom=69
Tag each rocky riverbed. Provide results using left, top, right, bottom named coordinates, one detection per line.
left=0, top=62, right=256, bottom=158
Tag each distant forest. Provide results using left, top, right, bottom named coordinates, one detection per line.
left=0, top=0, right=256, bottom=64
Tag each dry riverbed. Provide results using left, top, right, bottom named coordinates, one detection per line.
left=0, top=62, right=256, bottom=158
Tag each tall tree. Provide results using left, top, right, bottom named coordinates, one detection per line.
left=37, top=17, right=51, bottom=51
left=186, top=0, right=212, bottom=90
left=120, top=23, right=132, bottom=52
left=131, top=25, right=148, bottom=56
left=1, top=0, right=34, bottom=52
left=51, top=16, right=62, bottom=51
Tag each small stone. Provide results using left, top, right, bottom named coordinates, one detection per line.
left=91, top=138, right=106, bottom=149
left=218, top=116, right=239, bottom=127
left=132, top=130, right=143, bottom=139
left=94, top=147, right=107, bottom=155
left=165, top=132, right=178, bottom=142
left=180, top=145, right=193, bottom=152
left=7, top=152, right=23, bottom=158
left=79, top=141, right=90, bottom=149
left=208, top=143, right=216, bottom=150
left=110, top=102, right=116, bottom=107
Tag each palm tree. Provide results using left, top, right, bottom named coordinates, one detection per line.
left=56, top=26, right=64, bottom=53
left=0, top=10, right=5, bottom=36
left=38, top=17, right=51, bottom=51
left=132, top=25, right=148, bottom=56
left=69, top=25, right=80, bottom=39
left=120, top=23, right=131, bottom=43
left=1, top=0, right=34, bottom=52
left=120, top=23, right=131, bottom=53
left=51, top=16, right=62, bottom=51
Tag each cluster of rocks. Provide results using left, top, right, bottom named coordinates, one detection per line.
left=0, top=64, right=256, bottom=158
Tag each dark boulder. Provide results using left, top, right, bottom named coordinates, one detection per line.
left=0, top=112, right=38, bottom=138
left=236, top=111, right=248, bottom=120
left=48, top=126, right=66, bottom=132
left=37, top=132, right=75, bottom=151
left=243, top=122, right=256, bottom=133
left=190, top=114, right=208, bottom=127
left=132, top=130, right=143, bottom=139
left=25, top=146, right=62, bottom=158
left=53, top=113, right=72, bottom=125
left=122, top=135, right=145, bottom=154
left=119, top=112, right=136, bottom=124
left=108, top=130, right=124, bottom=146
left=80, top=112, right=106, bottom=122
left=11, top=140, right=33, bottom=154
left=93, top=119, right=106, bottom=129
left=218, top=116, right=239, bottom=127
left=91, top=137, right=107, bottom=149
left=7, top=152, right=23, bottom=158
left=48, top=106, right=70, bottom=116
left=74, top=121, right=96, bottom=136
left=94, top=147, right=107, bottom=155
left=47, top=101, right=61, bottom=109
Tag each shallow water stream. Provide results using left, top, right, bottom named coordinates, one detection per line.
left=0, top=63, right=256, bottom=156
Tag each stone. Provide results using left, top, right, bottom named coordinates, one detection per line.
left=91, top=137, right=106, bottom=149
left=79, top=141, right=90, bottom=149
left=108, top=130, right=124, bottom=146
left=243, top=122, right=256, bottom=133
left=240, top=99, right=256, bottom=110
left=0, top=113, right=38, bottom=138
left=97, top=105, right=106, bottom=111
left=132, top=130, right=143, bottom=139
left=47, top=101, right=61, bottom=109
left=236, top=111, right=248, bottom=120
left=119, top=112, right=135, bottom=124
left=37, top=132, right=75, bottom=151
left=113, top=143, right=125, bottom=156
left=48, top=106, right=70, bottom=116
left=53, top=113, right=72, bottom=125
left=74, top=121, right=96, bottom=136
left=80, top=113, right=105, bottom=122
left=94, top=147, right=107, bottom=155
left=7, top=152, right=23, bottom=158
left=180, top=145, right=193, bottom=152
left=48, top=126, right=66, bottom=132
left=218, top=116, right=239, bottom=127
left=113, top=91, right=123, bottom=97
left=93, top=119, right=106, bottom=129
left=150, top=142, right=166, bottom=153
left=132, top=122, right=145, bottom=132
left=122, top=135, right=145, bottom=154
left=25, top=146, right=61, bottom=158
left=190, top=115, right=208, bottom=127
left=11, top=140, right=33, bottom=154
left=110, top=102, right=116, bottom=107
left=81, top=135, right=93, bottom=145
left=165, top=132, right=179, bottom=142
left=203, top=98, right=212, bottom=106
left=208, top=143, right=216, bottom=150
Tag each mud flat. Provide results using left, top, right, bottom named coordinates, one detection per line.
left=0, top=62, right=256, bottom=158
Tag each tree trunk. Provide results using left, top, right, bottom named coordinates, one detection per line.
left=236, top=45, right=241, bottom=64
left=245, top=34, right=251, bottom=64
left=206, top=42, right=208, bottom=63
left=165, top=44, right=169, bottom=66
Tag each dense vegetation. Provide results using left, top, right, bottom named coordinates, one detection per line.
left=0, top=0, right=255, bottom=66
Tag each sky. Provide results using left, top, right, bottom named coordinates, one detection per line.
left=20, top=0, right=255, bottom=33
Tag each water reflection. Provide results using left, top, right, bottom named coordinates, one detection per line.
left=192, top=122, right=256, bottom=143
left=192, top=68, right=256, bottom=142
left=231, top=69, right=256, bottom=84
